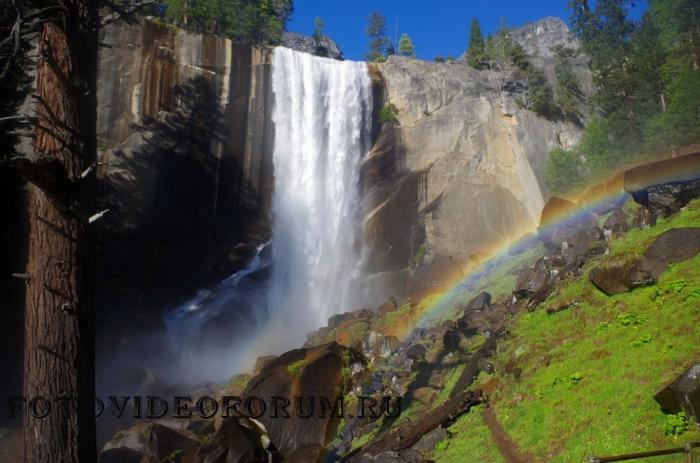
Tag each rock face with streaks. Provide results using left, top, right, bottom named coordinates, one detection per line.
left=95, top=20, right=275, bottom=328
left=362, top=18, right=590, bottom=304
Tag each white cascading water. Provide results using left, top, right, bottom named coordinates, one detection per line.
left=164, top=47, right=373, bottom=375
left=264, top=47, right=373, bottom=348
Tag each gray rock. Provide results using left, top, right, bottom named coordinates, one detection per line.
left=654, top=363, right=700, bottom=424
left=412, top=427, right=448, bottom=455
left=281, top=32, right=343, bottom=60
left=641, top=228, right=700, bottom=278
left=589, top=256, right=655, bottom=296
left=363, top=48, right=588, bottom=298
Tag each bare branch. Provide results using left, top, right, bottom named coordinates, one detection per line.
left=31, top=94, right=80, bottom=138
left=88, top=209, right=109, bottom=224
left=0, top=0, right=22, bottom=82
left=101, top=0, right=156, bottom=26
left=0, top=114, right=29, bottom=123
left=0, top=155, right=71, bottom=193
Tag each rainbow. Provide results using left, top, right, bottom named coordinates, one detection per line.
left=393, top=151, right=700, bottom=338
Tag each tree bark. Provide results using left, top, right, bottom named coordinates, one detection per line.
left=23, top=1, right=98, bottom=462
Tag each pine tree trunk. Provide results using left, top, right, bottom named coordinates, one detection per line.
left=23, top=1, right=98, bottom=462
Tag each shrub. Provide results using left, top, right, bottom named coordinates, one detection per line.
left=378, top=102, right=399, bottom=124
left=435, top=439, right=450, bottom=451
left=663, top=412, right=688, bottom=437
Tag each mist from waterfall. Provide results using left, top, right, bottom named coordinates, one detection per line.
left=262, top=47, right=373, bottom=349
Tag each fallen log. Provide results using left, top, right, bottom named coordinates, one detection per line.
left=344, top=328, right=504, bottom=460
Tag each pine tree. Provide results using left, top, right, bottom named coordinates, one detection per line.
left=398, top=33, right=415, bottom=57
left=313, top=16, right=323, bottom=45
left=467, top=17, right=486, bottom=68
left=366, top=11, right=389, bottom=61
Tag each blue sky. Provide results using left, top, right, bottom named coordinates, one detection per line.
left=287, top=0, right=647, bottom=61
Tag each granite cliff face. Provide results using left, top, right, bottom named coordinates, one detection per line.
left=94, top=20, right=277, bottom=353
left=94, top=17, right=591, bottom=315
left=361, top=17, right=590, bottom=304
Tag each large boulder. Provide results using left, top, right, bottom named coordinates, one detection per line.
left=281, top=32, right=343, bottom=60
left=194, top=417, right=270, bottom=463
left=603, top=208, right=630, bottom=238
left=641, top=228, right=700, bottom=279
left=624, top=152, right=700, bottom=212
left=513, top=267, right=549, bottom=299
left=100, top=423, right=200, bottom=463
left=464, top=292, right=492, bottom=312
left=654, top=363, right=700, bottom=424
left=589, top=256, right=655, bottom=296
left=241, top=342, right=362, bottom=459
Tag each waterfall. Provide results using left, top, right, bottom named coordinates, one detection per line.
left=265, top=47, right=373, bottom=347
left=163, top=47, right=372, bottom=373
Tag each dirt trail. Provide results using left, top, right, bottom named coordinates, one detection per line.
left=482, top=404, right=536, bottom=463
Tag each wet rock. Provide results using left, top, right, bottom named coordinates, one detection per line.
left=405, top=344, right=427, bottom=361
left=589, top=256, right=655, bottom=296
left=413, top=387, right=439, bottom=407
left=603, top=209, right=630, bottom=237
left=654, top=363, right=700, bottom=424
left=253, top=356, right=276, bottom=375
left=286, top=443, right=324, bottom=463
left=398, top=447, right=430, bottom=463
left=464, top=292, right=491, bottom=312
left=241, top=342, right=362, bottom=458
left=478, top=357, right=495, bottom=374
left=100, top=423, right=200, bottom=463
left=304, top=326, right=332, bottom=348
left=376, top=297, right=399, bottom=316
left=641, top=228, right=700, bottom=279
left=412, top=427, right=447, bottom=454
left=195, top=416, right=271, bottom=463
left=634, top=206, right=661, bottom=229
left=625, top=152, right=700, bottom=213
left=513, top=268, right=548, bottom=299
left=442, top=329, right=461, bottom=352
left=374, top=451, right=406, bottom=463
left=328, top=309, right=372, bottom=330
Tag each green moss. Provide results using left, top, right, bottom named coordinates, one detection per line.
left=378, top=102, right=399, bottom=124
left=287, top=359, right=307, bottom=377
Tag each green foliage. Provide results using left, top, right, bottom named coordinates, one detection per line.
left=434, top=54, right=445, bottom=63
left=552, top=372, right=583, bottom=387
left=630, top=333, right=653, bottom=347
left=549, top=0, right=700, bottom=196
left=161, top=449, right=185, bottom=463
left=434, top=439, right=450, bottom=451
left=378, top=102, right=399, bottom=124
left=614, top=313, right=647, bottom=327
left=411, top=244, right=426, bottom=269
left=553, top=45, right=582, bottom=121
left=544, top=147, right=584, bottom=195
left=663, top=412, right=688, bottom=437
left=161, top=0, right=292, bottom=44
left=286, top=359, right=307, bottom=377
left=366, top=11, right=391, bottom=62
left=398, top=33, right=416, bottom=58
left=466, top=18, right=487, bottom=69
left=312, top=16, right=323, bottom=45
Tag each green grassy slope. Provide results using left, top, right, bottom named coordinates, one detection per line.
left=431, top=200, right=700, bottom=462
